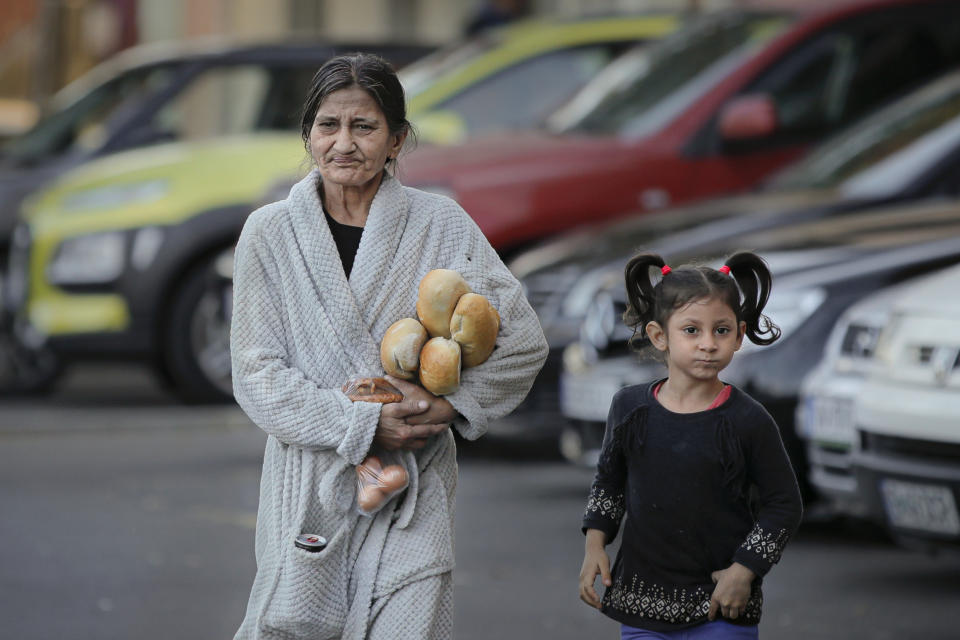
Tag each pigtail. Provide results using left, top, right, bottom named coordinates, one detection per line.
left=623, top=253, right=667, bottom=350
left=724, top=251, right=781, bottom=345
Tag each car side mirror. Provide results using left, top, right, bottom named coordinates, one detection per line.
left=718, top=94, right=778, bottom=142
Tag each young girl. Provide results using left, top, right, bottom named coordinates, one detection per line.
left=578, top=251, right=803, bottom=639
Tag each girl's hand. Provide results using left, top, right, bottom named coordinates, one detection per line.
left=579, top=529, right=612, bottom=610
left=708, top=562, right=755, bottom=620
left=385, top=376, right=459, bottom=426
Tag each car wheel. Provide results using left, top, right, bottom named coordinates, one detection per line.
left=0, top=331, right=62, bottom=395
left=163, top=251, right=234, bottom=404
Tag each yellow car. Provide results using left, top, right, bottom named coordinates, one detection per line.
left=13, top=132, right=304, bottom=401
left=401, top=13, right=680, bottom=144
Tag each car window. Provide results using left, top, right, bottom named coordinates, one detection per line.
left=550, top=11, right=793, bottom=136
left=768, top=72, right=960, bottom=194
left=432, top=46, right=616, bottom=136
left=255, top=67, right=318, bottom=130
left=718, top=2, right=960, bottom=150
left=760, top=32, right=856, bottom=137
left=149, top=65, right=272, bottom=141
left=0, top=63, right=178, bottom=165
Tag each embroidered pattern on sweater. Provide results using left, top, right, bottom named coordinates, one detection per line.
left=604, top=575, right=763, bottom=624
left=739, top=522, right=790, bottom=564
left=585, top=486, right=625, bottom=521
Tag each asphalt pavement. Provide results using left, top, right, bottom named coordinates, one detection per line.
left=0, top=363, right=957, bottom=639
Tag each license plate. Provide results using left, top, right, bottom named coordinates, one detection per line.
left=560, top=372, right=624, bottom=422
left=808, top=396, right=855, bottom=446
left=880, top=479, right=960, bottom=535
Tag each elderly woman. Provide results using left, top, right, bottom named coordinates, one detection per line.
left=230, top=53, right=548, bottom=639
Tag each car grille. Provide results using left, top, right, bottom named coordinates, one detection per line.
left=860, top=431, right=960, bottom=463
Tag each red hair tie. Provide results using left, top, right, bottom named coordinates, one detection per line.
left=661, top=265, right=672, bottom=276
left=719, top=265, right=731, bottom=275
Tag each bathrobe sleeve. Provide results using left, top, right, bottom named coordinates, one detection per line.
left=230, top=208, right=380, bottom=464
left=435, top=203, right=549, bottom=441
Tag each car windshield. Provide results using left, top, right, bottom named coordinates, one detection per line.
left=0, top=62, right=179, bottom=167
left=548, top=11, right=792, bottom=136
left=399, top=30, right=503, bottom=99
left=767, top=71, right=960, bottom=197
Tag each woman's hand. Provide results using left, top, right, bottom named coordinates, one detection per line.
left=579, top=529, right=611, bottom=610
left=384, top=376, right=460, bottom=426
left=708, top=562, right=755, bottom=621
left=374, top=376, right=456, bottom=450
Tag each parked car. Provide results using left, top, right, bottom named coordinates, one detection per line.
left=559, top=199, right=960, bottom=501
left=501, top=66, right=960, bottom=445
left=794, top=282, right=904, bottom=518
left=9, top=133, right=305, bottom=401
left=400, top=12, right=680, bottom=144
left=400, top=0, right=960, bottom=256
left=0, top=39, right=430, bottom=392
left=851, top=263, right=960, bottom=551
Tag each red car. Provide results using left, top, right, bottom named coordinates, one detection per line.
left=400, top=0, right=960, bottom=255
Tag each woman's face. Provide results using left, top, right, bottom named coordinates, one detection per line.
left=309, top=86, right=406, bottom=190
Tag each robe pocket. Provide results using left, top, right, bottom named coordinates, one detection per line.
left=259, top=529, right=349, bottom=640
left=373, top=467, right=455, bottom=597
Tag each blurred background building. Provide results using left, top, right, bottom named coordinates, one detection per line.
left=0, top=0, right=752, bottom=134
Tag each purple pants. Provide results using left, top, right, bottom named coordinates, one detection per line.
left=621, top=621, right=759, bottom=640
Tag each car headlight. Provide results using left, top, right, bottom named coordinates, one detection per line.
left=47, top=231, right=126, bottom=285
left=580, top=291, right=618, bottom=353
left=834, top=319, right=885, bottom=373
left=578, top=287, right=632, bottom=359
left=62, top=179, right=168, bottom=212
left=739, top=286, right=827, bottom=354
left=561, top=268, right=621, bottom=318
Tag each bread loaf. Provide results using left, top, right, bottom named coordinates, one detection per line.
left=417, top=269, right=471, bottom=338
left=380, top=318, right=428, bottom=379
left=418, top=337, right=461, bottom=395
left=450, top=292, right=500, bottom=367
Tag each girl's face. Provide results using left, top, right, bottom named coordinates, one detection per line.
left=309, top=86, right=406, bottom=191
left=646, top=296, right=745, bottom=383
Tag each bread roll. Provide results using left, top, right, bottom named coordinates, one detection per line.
left=417, top=269, right=471, bottom=338
left=450, top=293, right=500, bottom=368
left=380, top=318, right=428, bottom=379
left=419, top=337, right=461, bottom=395
left=342, top=377, right=404, bottom=403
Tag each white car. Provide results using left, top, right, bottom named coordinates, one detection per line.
left=851, top=263, right=960, bottom=551
left=794, top=283, right=908, bottom=517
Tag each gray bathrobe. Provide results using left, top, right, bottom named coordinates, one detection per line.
left=230, top=169, right=548, bottom=639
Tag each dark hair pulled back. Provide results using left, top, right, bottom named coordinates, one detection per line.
left=623, top=251, right=781, bottom=351
left=299, top=52, right=414, bottom=161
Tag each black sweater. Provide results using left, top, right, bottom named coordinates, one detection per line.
left=582, top=381, right=803, bottom=631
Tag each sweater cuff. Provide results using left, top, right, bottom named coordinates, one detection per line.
left=445, top=387, right=486, bottom=441
left=732, top=522, right=790, bottom=578
left=582, top=518, right=620, bottom=543
left=581, top=485, right=625, bottom=541
left=336, top=399, right=382, bottom=466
